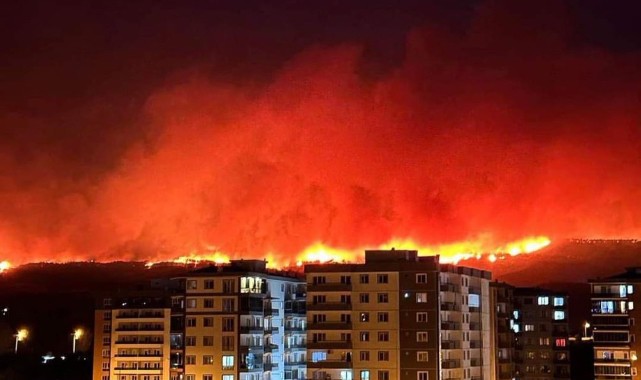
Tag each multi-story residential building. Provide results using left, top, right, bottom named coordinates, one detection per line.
left=93, top=260, right=306, bottom=380
left=512, top=288, right=570, bottom=380
left=590, top=267, right=641, bottom=380
left=305, top=249, right=492, bottom=380
left=490, top=281, right=516, bottom=380
left=93, top=291, right=173, bottom=380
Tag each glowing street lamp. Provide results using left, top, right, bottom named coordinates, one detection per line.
left=14, top=328, right=28, bottom=354
left=72, top=328, right=83, bottom=353
left=584, top=321, right=591, bottom=337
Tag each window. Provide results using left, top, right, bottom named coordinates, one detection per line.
left=102, top=336, right=111, bottom=345
left=417, top=332, right=428, bottom=342
left=378, top=371, right=389, bottom=380
left=513, top=310, right=520, bottom=319
left=312, top=276, right=326, bottom=285
left=360, top=351, right=370, bottom=361
left=378, top=312, right=389, bottom=322
left=222, top=317, right=234, bottom=332
left=554, top=311, right=565, bottom=320
left=186, top=336, right=196, bottom=346
left=223, top=279, right=235, bottom=293
left=360, top=274, right=369, bottom=284
left=377, top=274, right=388, bottom=284
left=203, top=336, right=214, bottom=346
left=630, top=302, right=635, bottom=311
left=204, top=280, right=214, bottom=289
left=360, top=370, right=370, bottom=380
left=203, top=355, right=214, bottom=365
left=186, top=376, right=195, bottom=380
left=222, top=355, right=234, bottom=369
left=416, top=273, right=427, bottom=284
left=416, top=293, right=427, bottom=303
left=187, top=299, right=197, bottom=309
left=187, top=317, right=197, bottom=327
left=554, top=297, right=564, bottom=306
left=360, top=332, right=370, bottom=342
left=341, top=275, right=351, bottom=284
left=311, top=352, right=327, bottom=362
left=417, top=372, right=429, bottom=380
left=539, top=337, right=550, bottom=346
left=203, top=376, right=213, bottom=380
left=204, top=317, right=214, bottom=327
left=223, top=298, right=235, bottom=312
left=600, top=301, right=615, bottom=314
left=187, top=280, right=197, bottom=290
left=378, top=293, right=389, bottom=303
left=524, top=324, right=534, bottom=331
left=468, top=294, right=480, bottom=307
left=360, top=294, right=369, bottom=303
left=417, top=312, right=428, bottom=323
left=378, top=351, right=389, bottom=361
left=628, top=285, right=634, bottom=294
left=222, top=376, right=234, bottom=380
left=417, top=352, right=428, bottom=362
left=222, top=336, right=235, bottom=351
left=186, top=355, right=196, bottom=365
left=360, top=312, right=370, bottom=322
left=538, top=296, right=549, bottom=305
left=555, top=338, right=567, bottom=347
left=102, top=361, right=109, bottom=370
left=378, top=332, right=389, bottom=342
left=204, top=298, right=214, bottom=308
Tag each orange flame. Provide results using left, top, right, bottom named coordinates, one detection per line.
left=0, top=261, right=11, bottom=273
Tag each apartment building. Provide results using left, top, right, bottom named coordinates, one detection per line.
left=305, top=249, right=492, bottom=380
left=590, top=267, right=641, bottom=380
left=490, top=282, right=516, bottom=380
left=93, top=260, right=306, bottom=380
left=512, top=288, right=570, bottom=380
left=93, top=291, right=173, bottom=380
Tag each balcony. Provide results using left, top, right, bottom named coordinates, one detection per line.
left=284, top=360, right=306, bottom=366
left=469, top=340, right=483, bottom=349
left=307, top=283, right=352, bottom=292
left=441, top=302, right=460, bottom=312
left=264, top=344, right=279, bottom=353
left=441, top=340, right=461, bottom=350
left=442, top=359, right=461, bottom=369
left=441, top=283, right=460, bottom=293
left=264, top=362, right=279, bottom=371
left=307, top=360, right=353, bottom=369
left=264, top=308, right=280, bottom=317
left=116, top=326, right=164, bottom=332
left=469, top=322, right=481, bottom=330
left=116, top=312, right=164, bottom=319
left=284, top=343, right=306, bottom=350
left=307, top=302, right=352, bottom=311
left=470, top=358, right=483, bottom=366
left=240, top=342, right=264, bottom=350
left=468, top=286, right=481, bottom=294
left=115, top=339, right=163, bottom=345
left=307, top=322, right=352, bottom=330
left=240, top=325, right=264, bottom=334
left=115, top=353, right=163, bottom=357
left=441, top=321, right=461, bottom=330
left=468, top=306, right=481, bottom=312
left=307, top=340, right=352, bottom=349
left=285, top=325, right=306, bottom=332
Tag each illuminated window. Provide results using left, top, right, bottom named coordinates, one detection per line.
left=601, top=301, right=615, bottom=314
left=628, top=285, right=634, bottom=294
left=525, top=325, right=534, bottom=331
left=555, top=338, right=567, bottom=347
left=360, top=332, right=370, bottom=342
left=512, top=324, right=520, bottom=333
left=468, top=294, right=480, bottom=307
left=222, top=376, right=234, bottom=380
left=203, top=355, right=214, bottom=365
left=311, top=352, right=327, bottom=362
left=222, top=355, right=234, bottom=369
left=361, top=371, right=370, bottom=380
left=513, top=310, right=520, bottom=319
left=538, top=297, right=549, bottom=305
left=620, top=285, right=628, bottom=297
left=360, top=312, right=369, bottom=322
left=554, top=311, right=565, bottom=320
left=630, top=302, right=635, bottom=311
left=416, top=293, right=427, bottom=303
left=554, top=297, right=564, bottom=306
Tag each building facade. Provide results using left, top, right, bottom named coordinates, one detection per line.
left=512, top=288, right=570, bottom=380
left=590, top=267, right=641, bottom=380
left=93, top=260, right=306, bottom=380
left=490, top=282, right=516, bottom=380
left=304, top=249, right=492, bottom=380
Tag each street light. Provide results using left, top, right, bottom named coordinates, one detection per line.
left=72, top=328, right=83, bottom=354
left=14, top=328, right=28, bottom=354
left=584, top=321, right=591, bottom=337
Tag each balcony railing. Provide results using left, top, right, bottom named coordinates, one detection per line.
left=470, top=358, right=483, bottom=366
left=469, top=322, right=481, bottom=330
left=442, top=359, right=461, bottom=369
left=441, top=321, right=461, bottom=330
left=240, top=326, right=264, bottom=334
left=441, top=302, right=460, bottom=312
left=441, top=283, right=460, bottom=293
left=441, top=340, right=461, bottom=350
left=469, top=340, right=483, bottom=348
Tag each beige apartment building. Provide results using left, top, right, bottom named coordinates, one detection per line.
left=305, top=249, right=492, bottom=380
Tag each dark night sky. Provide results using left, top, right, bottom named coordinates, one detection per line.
left=1, top=0, right=641, bottom=265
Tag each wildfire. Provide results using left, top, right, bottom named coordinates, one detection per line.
left=145, top=251, right=231, bottom=268
left=293, top=235, right=551, bottom=266
left=0, top=261, right=11, bottom=273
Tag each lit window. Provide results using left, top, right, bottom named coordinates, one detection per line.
left=513, top=310, right=520, bottom=319
left=222, top=356, right=234, bottom=369
left=360, top=312, right=370, bottom=322
left=416, top=293, right=427, bottom=303
left=222, top=376, right=234, bottom=380
left=537, top=296, right=549, bottom=305
left=554, top=311, right=565, bottom=320
left=360, top=370, right=370, bottom=380
left=630, top=302, right=635, bottom=311
left=311, top=352, right=327, bottom=362
left=360, top=332, right=370, bottom=342
left=554, top=297, right=564, bottom=306
left=525, top=324, right=534, bottom=331
left=620, top=285, right=628, bottom=297
left=512, top=324, right=520, bottom=333
left=555, top=338, right=566, bottom=347
left=628, top=285, right=634, bottom=294
left=468, top=294, right=480, bottom=307
left=601, top=301, right=614, bottom=314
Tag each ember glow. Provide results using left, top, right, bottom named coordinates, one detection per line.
left=0, top=261, right=11, bottom=273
